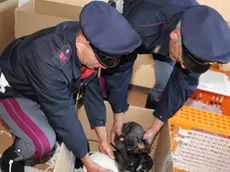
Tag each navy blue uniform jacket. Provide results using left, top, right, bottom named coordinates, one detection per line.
left=104, top=0, right=201, bottom=122
left=0, top=22, right=124, bottom=158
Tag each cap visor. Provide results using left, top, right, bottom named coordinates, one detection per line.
left=182, top=49, right=211, bottom=74
left=95, top=54, right=120, bottom=68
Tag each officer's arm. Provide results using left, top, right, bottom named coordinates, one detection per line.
left=84, top=77, right=106, bottom=129
left=84, top=77, right=112, bottom=143
left=153, top=63, right=200, bottom=122
left=22, top=57, right=88, bottom=159
left=103, top=51, right=137, bottom=113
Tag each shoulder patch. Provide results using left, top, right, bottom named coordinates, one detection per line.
left=55, top=44, right=72, bottom=65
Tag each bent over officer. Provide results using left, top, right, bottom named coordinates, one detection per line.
left=107, top=0, right=230, bottom=145
left=0, top=1, right=141, bottom=172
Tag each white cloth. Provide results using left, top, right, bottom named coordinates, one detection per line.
left=115, top=0, right=124, bottom=14
left=83, top=152, right=119, bottom=172
left=0, top=72, right=10, bottom=93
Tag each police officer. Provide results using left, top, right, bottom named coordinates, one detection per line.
left=107, top=0, right=230, bottom=145
left=0, top=1, right=141, bottom=172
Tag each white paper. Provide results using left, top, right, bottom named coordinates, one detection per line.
left=197, top=70, right=230, bottom=96
left=185, top=99, right=223, bottom=114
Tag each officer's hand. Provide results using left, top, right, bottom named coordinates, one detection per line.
left=99, top=140, right=115, bottom=159
left=82, top=154, right=114, bottom=172
left=143, top=129, right=157, bottom=145
left=110, top=113, right=125, bottom=145
left=143, top=117, right=164, bottom=145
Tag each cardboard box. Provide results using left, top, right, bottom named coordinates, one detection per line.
left=130, top=54, right=155, bottom=89
left=33, top=0, right=108, bottom=19
left=0, top=0, right=6, bottom=3
left=0, top=117, right=75, bottom=172
left=33, top=0, right=85, bottom=20
left=78, top=102, right=174, bottom=172
left=35, top=0, right=104, bottom=8
left=0, top=0, right=18, bottom=54
left=15, top=1, right=72, bottom=38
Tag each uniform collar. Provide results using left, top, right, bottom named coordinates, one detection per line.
left=72, top=40, right=83, bottom=80
left=62, top=22, right=83, bottom=79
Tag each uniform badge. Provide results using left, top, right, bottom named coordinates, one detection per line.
left=55, top=44, right=72, bottom=65
left=154, top=45, right=161, bottom=54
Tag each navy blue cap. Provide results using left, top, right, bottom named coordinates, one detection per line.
left=80, top=1, right=141, bottom=68
left=181, top=5, right=230, bottom=73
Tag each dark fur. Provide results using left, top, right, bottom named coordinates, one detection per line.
left=113, top=122, right=153, bottom=172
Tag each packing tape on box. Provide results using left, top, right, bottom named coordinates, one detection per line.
left=18, top=0, right=30, bottom=7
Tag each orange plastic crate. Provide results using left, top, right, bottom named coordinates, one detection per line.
left=189, top=66, right=230, bottom=116
left=191, top=90, right=230, bottom=116
left=170, top=66, right=230, bottom=171
left=169, top=106, right=230, bottom=172
left=171, top=106, right=230, bottom=136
